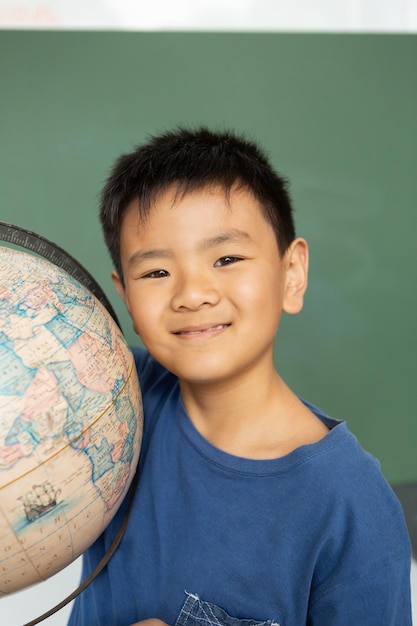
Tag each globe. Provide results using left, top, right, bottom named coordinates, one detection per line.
left=0, top=245, right=143, bottom=596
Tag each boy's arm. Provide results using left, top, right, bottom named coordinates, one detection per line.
left=308, top=554, right=412, bottom=625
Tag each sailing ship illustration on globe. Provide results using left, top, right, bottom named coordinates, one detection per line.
left=19, top=481, right=62, bottom=523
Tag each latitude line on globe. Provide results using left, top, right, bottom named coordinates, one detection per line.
left=0, top=362, right=136, bottom=492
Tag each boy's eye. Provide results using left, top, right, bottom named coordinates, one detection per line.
left=142, top=269, right=170, bottom=279
left=214, top=256, right=242, bottom=267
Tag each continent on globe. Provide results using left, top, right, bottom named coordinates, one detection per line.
left=0, top=246, right=143, bottom=595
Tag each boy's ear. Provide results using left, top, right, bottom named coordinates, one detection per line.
left=111, top=270, right=127, bottom=304
left=283, top=238, right=309, bottom=315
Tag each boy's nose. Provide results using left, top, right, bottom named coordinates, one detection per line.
left=171, top=272, right=220, bottom=311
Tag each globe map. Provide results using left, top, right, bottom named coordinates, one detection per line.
left=0, top=245, right=143, bottom=596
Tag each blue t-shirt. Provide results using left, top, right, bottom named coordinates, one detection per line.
left=68, top=348, right=412, bottom=626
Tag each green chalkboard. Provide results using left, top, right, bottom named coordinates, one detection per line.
left=0, top=31, right=416, bottom=482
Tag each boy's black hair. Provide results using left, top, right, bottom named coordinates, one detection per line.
left=99, top=127, right=296, bottom=279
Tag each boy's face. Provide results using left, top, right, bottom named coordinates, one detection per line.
left=113, top=185, right=308, bottom=387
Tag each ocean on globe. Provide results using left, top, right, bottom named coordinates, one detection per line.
left=0, top=245, right=143, bottom=595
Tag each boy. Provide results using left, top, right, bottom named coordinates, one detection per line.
left=69, top=128, right=412, bottom=625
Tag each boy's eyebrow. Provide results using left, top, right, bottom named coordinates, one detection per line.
left=200, top=229, right=252, bottom=250
left=127, top=247, right=173, bottom=268
left=127, top=229, right=253, bottom=268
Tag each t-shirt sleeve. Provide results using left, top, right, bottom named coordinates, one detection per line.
left=304, top=435, right=412, bottom=625
left=307, top=553, right=412, bottom=625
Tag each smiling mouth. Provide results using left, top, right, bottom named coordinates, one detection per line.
left=174, top=324, right=230, bottom=336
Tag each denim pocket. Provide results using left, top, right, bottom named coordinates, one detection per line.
left=174, top=592, right=281, bottom=626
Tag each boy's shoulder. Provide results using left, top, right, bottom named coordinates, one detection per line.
left=131, top=345, right=177, bottom=393
left=301, top=399, right=407, bottom=545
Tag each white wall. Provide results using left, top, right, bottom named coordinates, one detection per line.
left=0, top=0, right=416, bottom=31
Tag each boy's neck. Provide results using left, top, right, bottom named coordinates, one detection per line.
left=179, top=367, right=329, bottom=460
